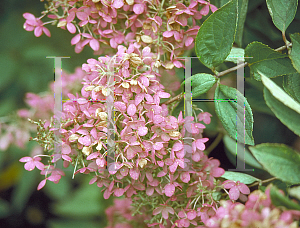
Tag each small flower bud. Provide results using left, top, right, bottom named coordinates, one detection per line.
left=130, top=79, right=138, bottom=85
left=57, top=20, right=67, bottom=27
left=141, top=35, right=153, bottom=44
left=84, top=85, right=95, bottom=91
left=96, top=111, right=107, bottom=120
left=96, top=142, right=102, bottom=150
left=138, top=158, right=147, bottom=168
left=69, top=134, right=80, bottom=142
left=165, top=62, right=174, bottom=70
left=121, top=82, right=130, bottom=88
left=136, top=35, right=141, bottom=43
left=94, top=86, right=102, bottom=92
left=126, top=0, right=134, bottom=5
left=102, top=87, right=110, bottom=96
left=154, top=60, right=161, bottom=68
left=169, top=131, right=181, bottom=137
left=143, top=23, right=152, bottom=30
left=82, top=146, right=92, bottom=156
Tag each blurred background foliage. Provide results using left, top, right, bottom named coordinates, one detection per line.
left=0, top=0, right=299, bottom=227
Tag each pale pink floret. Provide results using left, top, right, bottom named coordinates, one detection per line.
left=223, top=180, right=250, bottom=200
left=19, top=156, right=44, bottom=171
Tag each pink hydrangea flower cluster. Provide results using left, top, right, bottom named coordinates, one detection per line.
left=105, top=198, right=150, bottom=228
left=202, top=186, right=300, bottom=228
left=0, top=68, right=87, bottom=152
left=22, top=0, right=217, bottom=69
left=18, top=44, right=229, bottom=227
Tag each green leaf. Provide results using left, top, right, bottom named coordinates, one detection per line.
left=270, top=186, right=300, bottom=210
left=0, top=199, right=10, bottom=218
left=48, top=219, right=102, bottom=228
left=11, top=168, right=39, bottom=213
left=221, top=171, right=260, bottom=184
left=235, top=0, right=249, bottom=47
left=288, top=186, right=300, bottom=201
left=223, top=135, right=263, bottom=169
left=182, top=73, right=217, bottom=98
left=283, top=73, right=300, bottom=103
left=266, top=0, right=298, bottom=32
left=214, top=83, right=254, bottom=145
left=245, top=42, right=297, bottom=80
left=290, top=33, right=300, bottom=73
left=249, top=143, right=300, bottom=184
left=260, top=72, right=300, bottom=136
left=44, top=176, right=71, bottom=200
left=225, top=47, right=245, bottom=63
left=245, top=79, right=274, bottom=115
left=195, top=0, right=238, bottom=69
left=52, top=179, right=104, bottom=218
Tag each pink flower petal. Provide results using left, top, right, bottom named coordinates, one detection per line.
left=146, top=187, right=154, bottom=196
left=37, top=179, right=47, bottom=190
left=129, top=168, right=139, bottom=180
left=135, top=93, right=144, bottom=106
left=162, top=209, right=169, bottom=219
left=67, top=22, right=76, bottom=34
left=153, top=207, right=163, bottom=215
left=223, top=180, right=236, bottom=189
left=77, top=98, right=88, bottom=104
left=19, top=157, right=32, bottom=162
left=114, top=188, right=125, bottom=197
left=185, top=37, right=194, bottom=47
left=138, top=126, right=148, bottom=136
left=157, top=91, right=170, bottom=98
left=114, top=101, right=127, bottom=112
left=229, top=186, right=240, bottom=200
left=62, top=143, right=71, bottom=154
left=34, top=27, right=43, bottom=37
left=76, top=12, right=88, bottom=20
left=78, top=135, right=92, bottom=146
left=23, top=13, right=36, bottom=20
left=48, top=174, right=61, bottom=182
left=153, top=142, right=163, bottom=150
left=24, top=162, right=35, bottom=171
left=89, top=39, right=100, bottom=51
left=238, top=182, right=250, bottom=194
left=164, top=183, right=175, bottom=197
left=172, top=142, right=183, bottom=151
left=133, top=4, right=144, bottom=14
left=127, top=103, right=136, bottom=116
left=187, top=210, right=197, bottom=220
left=43, top=27, right=51, bottom=37
left=163, top=31, right=173, bottom=38
left=34, top=161, right=45, bottom=171
left=200, top=5, right=210, bottom=15
left=112, top=0, right=124, bottom=8
left=210, top=4, right=218, bottom=13
left=180, top=172, right=190, bottom=183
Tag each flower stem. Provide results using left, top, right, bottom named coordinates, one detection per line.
left=248, top=176, right=277, bottom=188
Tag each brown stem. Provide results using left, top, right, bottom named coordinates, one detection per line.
left=217, top=62, right=248, bottom=78
left=162, top=43, right=292, bottom=104
left=162, top=92, right=184, bottom=105
left=248, top=176, right=277, bottom=188
left=216, top=43, right=292, bottom=78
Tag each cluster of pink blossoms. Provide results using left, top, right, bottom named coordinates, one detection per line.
left=19, top=44, right=230, bottom=227
left=23, top=0, right=217, bottom=70
left=105, top=186, right=300, bottom=228
left=202, top=186, right=300, bottom=228
left=0, top=67, right=86, bottom=152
